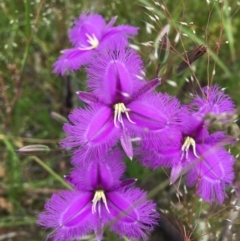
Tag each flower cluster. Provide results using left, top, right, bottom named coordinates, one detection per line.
left=138, top=85, right=236, bottom=203
left=39, top=12, right=237, bottom=240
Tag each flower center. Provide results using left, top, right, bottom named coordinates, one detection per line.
left=92, top=190, right=110, bottom=214
left=78, top=33, right=99, bottom=51
left=113, top=103, right=135, bottom=128
left=181, top=136, right=199, bottom=160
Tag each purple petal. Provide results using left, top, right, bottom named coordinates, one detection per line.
left=61, top=105, right=120, bottom=163
left=102, top=25, right=139, bottom=43
left=204, top=131, right=236, bottom=146
left=124, top=93, right=186, bottom=150
left=61, top=193, right=93, bottom=227
left=102, top=60, right=134, bottom=103
left=71, top=150, right=125, bottom=191
left=63, top=175, right=74, bottom=186
left=68, top=13, right=106, bottom=47
left=107, top=191, right=138, bottom=222
left=53, top=48, right=93, bottom=75
left=119, top=179, right=137, bottom=188
left=127, top=78, right=161, bottom=103
left=136, top=142, right=182, bottom=169
left=127, top=100, right=168, bottom=130
left=87, top=42, right=144, bottom=104
left=183, top=114, right=204, bottom=137
left=82, top=107, right=113, bottom=143
left=120, top=129, right=133, bottom=159
left=38, top=190, right=94, bottom=241
left=92, top=152, right=125, bottom=190
left=190, top=85, right=235, bottom=115
left=128, top=92, right=187, bottom=132
left=77, top=91, right=99, bottom=104
left=170, top=163, right=184, bottom=184
left=105, top=16, right=118, bottom=29
left=187, top=145, right=235, bottom=203
left=107, top=188, right=159, bottom=240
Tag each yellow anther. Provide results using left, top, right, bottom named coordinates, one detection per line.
left=113, top=103, right=135, bottom=128
left=181, top=136, right=199, bottom=159
left=92, top=190, right=110, bottom=214
left=78, top=33, right=99, bottom=51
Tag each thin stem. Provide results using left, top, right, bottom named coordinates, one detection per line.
left=27, top=156, right=72, bottom=190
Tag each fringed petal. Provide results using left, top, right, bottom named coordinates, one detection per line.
left=102, top=25, right=139, bottom=42
left=53, top=48, right=93, bottom=75
left=107, top=188, right=159, bottom=241
left=77, top=91, right=100, bottom=104
left=87, top=42, right=144, bottom=104
left=120, top=128, right=133, bottom=159
left=38, top=190, right=94, bottom=241
left=127, top=100, right=168, bottom=130
left=190, top=84, right=235, bottom=115
left=136, top=143, right=182, bottom=169
left=68, top=13, right=106, bottom=47
left=187, top=145, right=235, bottom=203
left=105, top=16, right=118, bottom=28
left=61, top=105, right=120, bottom=163
left=71, top=150, right=125, bottom=191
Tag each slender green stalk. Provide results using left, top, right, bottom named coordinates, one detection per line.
left=27, top=156, right=72, bottom=190
left=147, top=179, right=169, bottom=199
left=25, top=0, right=31, bottom=38
left=3, top=139, right=22, bottom=199
left=21, top=0, right=31, bottom=71
left=216, top=0, right=236, bottom=61
left=0, top=216, right=37, bottom=227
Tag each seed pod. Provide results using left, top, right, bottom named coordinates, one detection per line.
left=16, top=145, right=50, bottom=155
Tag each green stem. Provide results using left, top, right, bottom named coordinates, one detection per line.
left=21, top=0, right=31, bottom=71
left=147, top=179, right=169, bottom=199
left=28, top=156, right=72, bottom=190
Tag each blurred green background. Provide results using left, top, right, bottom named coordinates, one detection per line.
left=0, top=0, right=240, bottom=240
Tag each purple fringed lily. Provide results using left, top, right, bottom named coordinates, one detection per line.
left=53, top=12, right=139, bottom=75
left=61, top=44, right=185, bottom=162
left=172, top=120, right=235, bottom=204
left=185, top=132, right=235, bottom=204
left=38, top=151, right=158, bottom=241
left=190, top=84, right=235, bottom=116
left=139, top=116, right=235, bottom=203
left=138, top=85, right=236, bottom=203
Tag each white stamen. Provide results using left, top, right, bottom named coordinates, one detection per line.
left=113, top=103, right=135, bottom=128
left=92, top=190, right=110, bottom=214
left=181, top=136, right=200, bottom=160
left=78, top=33, right=99, bottom=51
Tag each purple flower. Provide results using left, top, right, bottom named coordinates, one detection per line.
left=186, top=131, right=235, bottom=203
left=174, top=119, right=235, bottom=204
left=138, top=84, right=236, bottom=203
left=53, top=13, right=139, bottom=75
left=190, top=84, right=235, bottom=116
left=139, top=113, right=235, bottom=203
left=61, top=44, right=185, bottom=163
left=38, top=151, right=158, bottom=241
